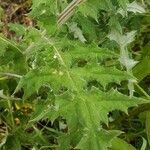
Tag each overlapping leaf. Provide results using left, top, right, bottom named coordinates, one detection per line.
left=0, top=0, right=147, bottom=149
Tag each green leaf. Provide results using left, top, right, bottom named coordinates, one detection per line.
left=111, top=137, right=136, bottom=150
left=0, top=36, right=26, bottom=74
left=0, top=6, right=4, bottom=19
left=108, top=30, right=138, bottom=70
left=0, top=0, right=147, bottom=149
left=127, top=1, right=145, bottom=13
left=146, top=111, right=150, bottom=146
left=59, top=39, right=118, bottom=66
left=30, top=0, right=57, bottom=34
left=76, top=129, right=120, bottom=150
left=117, top=0, right=129, bottom=9
left=68, top=22, right=86, bottom=43
left=15, top=67, right=67, bottom=99
left=73, top=14, right=98, bottom=42
left=30, top=0, right=56, bottom=16
left=78, top=0, right=113, bottom=17
left=56, top=88, right=144, bottom=127
left=0, top=36, right=22, bottom=56
left=16, top=63, right=130, bottom=99
left=133, top=56, right=150, bottom=81
left=16, top=32, right=144, bottom=149
left=78, top=1, right=99, bottom=21
left=53, top=87, right=145, bottom=149
left=29, top=87, right=144, bottom=149
left=108, top=30, right=136, bottom=48
left=0, top=38, right=8, bottom=56
left=71, top=65, right=133, bottom=87
left=57, top=134, right=71, bottom=150
left=109, top=16, right=122, bottom=33
left=140, top=137, right=147, bottom=150
left=15, top=38, right=120, bottom=98
left=4, top=135, right=21, bottom=150
left=117, top=1, right=145, bottom=16
left=8, top=23, right=26, bottom=37
left=133, top=44, right=150, bottom=81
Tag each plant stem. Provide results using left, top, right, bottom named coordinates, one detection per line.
left=7, top=98, right=15, bottom=127
left=0, top=72, right=22, bottom=78
left=141, top=0, right=146, bottom=6
left=57, top=0, right=84, bottom=26
left=134, top=83, right=150, bottom=100
left=0, top=77, right=9, bottom=80
left=0, top=36, right=23, bottom=54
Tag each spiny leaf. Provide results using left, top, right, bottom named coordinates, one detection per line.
left=108, top=30, right=136, bottom=48
left=127, top=1, right=145, bottom=13
left=71, top=65, right=133, bottom=87
left=59, top=39, right=118, bottom=65
left=16, top=62, right=131, bottom=99
left=76, top=129, right=120, bottom=150
left=0, top=0, right=147, bottom=149
left=68, top=22, right=86, bottom=43
left=16, top=38, right=121, bottom=98
left=32, top=87, right=144, bottom=149
left=0, top=36, right=22, bottom=54
left=55, top=88, right=145, bottom=127
left=117, top=1, right=145, bottom=16
left=15, top=67, right=70, bottom=99
left=73, top=13, right=98, bottom=42
left=53, top=88, right=145, bottom=149
left=30, top=0, right=56, bottom=16
left=30, top=0, right=57, bottom=34
left=78, top=0, right=114, bottom=19
left=117, top=0, right=129, bottom=9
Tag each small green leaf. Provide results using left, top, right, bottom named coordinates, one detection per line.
left=133, top=44, right=150, bottom=81
left=8, top=23, right=26, bottom=37
left=117, top=0, right=129, bottom=9
left=76, top=129, right=120, bottom=150
left=108, top=30, right=136, bottom=48
left=68, top=22, right=86, bottom=43
left=140, top=137, right=147, bottom=150
left=111, top=137, right=136, bottom=150
left=127, top=1, right=145, bottom=13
